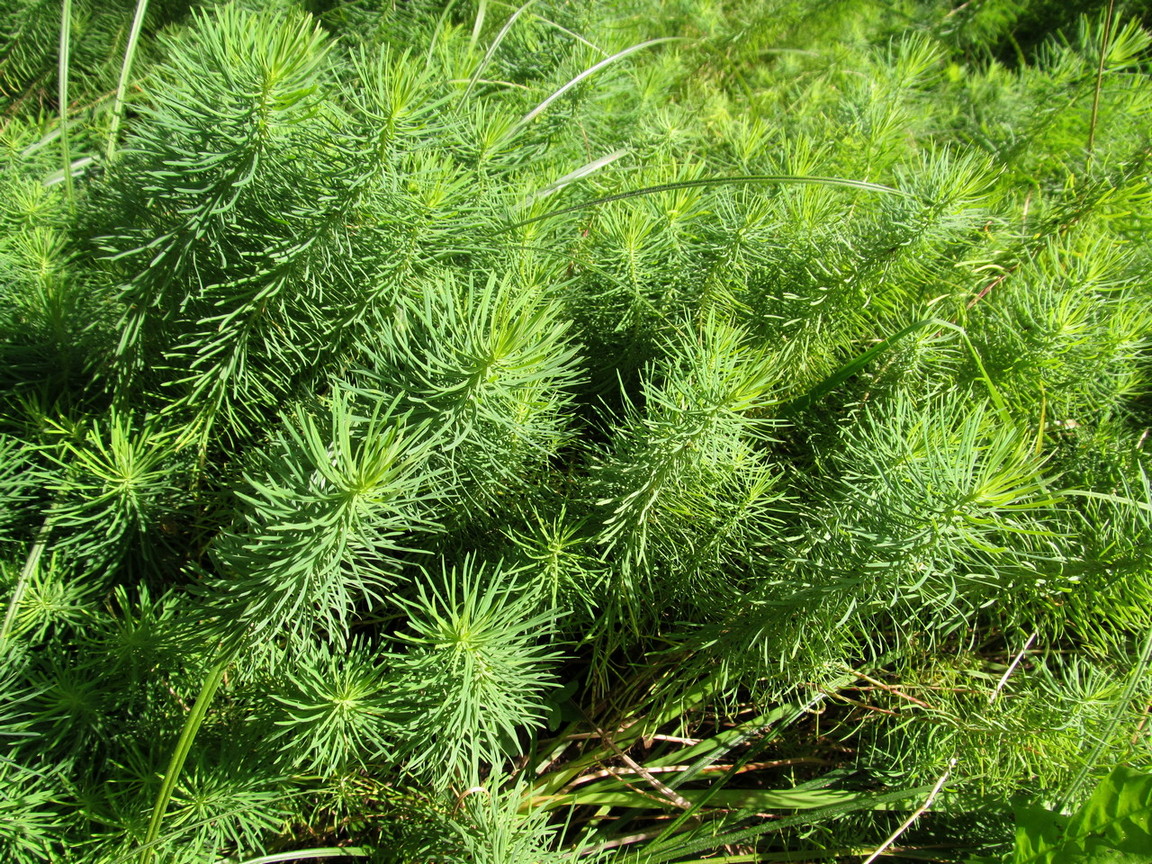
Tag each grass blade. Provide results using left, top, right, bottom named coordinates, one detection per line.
left=513, top=38, right=682, bottom=132
left=509, top=174, right=909, bottom=230
left=611, top=785, right=933, bottom=863
left=469, top=0, right=487, bottom=52
left=783, top=319, right=939, bottom=414
left=138, top=658, right=228, bottom=864
left=527, top=148, right=628, bottom=201
left=463, top=0, right=540, bottom=98
left=58, top=0, right=74, bottom=205
left=0, top=517, right=53, bottom=642
left=228, top=849, right=372, bottom=864
left=935, top=320, right=1011, bottom=423
left=1058, top=623, right=1152, bottom=811
left=106, top=0, right=150, bottom=161
left=549, top=786, right=862, bottom=810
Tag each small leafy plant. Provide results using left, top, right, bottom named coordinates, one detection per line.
left=971, top=766, right=1152, bottom=863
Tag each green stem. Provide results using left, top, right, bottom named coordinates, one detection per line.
left=58, top=0, right=74, bottom=204
left=1059, top=626, right=1152, bottom=812
left=0, top=517, right=53, bottom=642
left=506, top=174, right=909, bottom=231
left=468, top=0, right=487, bottom=52
left=1087, top=0, right=1117, bottom=160
left=106, top=0, right=150, bottom=162
left=229, top=850, right=372, bottom=864
left=138, top=657, right=229, bottom=864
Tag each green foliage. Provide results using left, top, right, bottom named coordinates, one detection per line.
left=2, top=0, right=1151, bottom=861
left=588, top=314, right=785, bottom=633
left=972, top=767, right=1152, bottom=864
left=269, top=638, right=395, bottom=776
left=206, top=388, right=440, bottom=639
left=442, top=775, right=607, bottom=864
left=0, top=434, right=41, bottom=540
left=47, top=411, right=185, bottom=575
left=388, top=556, right=561, bottom=787
left=0, top=759, right=60, bottom=864
left=363, top=271, right=582, bottom=512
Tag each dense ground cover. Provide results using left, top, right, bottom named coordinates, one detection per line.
left=2, top=0, right=1151, bottom=861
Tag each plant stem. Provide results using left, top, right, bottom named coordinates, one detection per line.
left=989, top=632, right=1037, bottom=704
left=0, top=517, right=53, bottom=642
left=860, top=758, right=956, bottom=864
left=106, top=0, right=150, bottom=162
left=1087, top=0, right=1117, bottom=160
left=1058, top=626, right=1152, bottom=812
left=228, top=849, right=372, bottom=864
left=138, top=657, right=229, bottom=864
left=58, top=0, right=74, bottom=205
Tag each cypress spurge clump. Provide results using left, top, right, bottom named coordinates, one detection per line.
left=2, top=1, right=1151, bottom=861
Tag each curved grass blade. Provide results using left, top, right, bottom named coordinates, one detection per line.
left=229, top=849, right=372, bottom=864
left=527, top=148, right=628, bottom=201
left=611, top=784, right=933, bottom=863
left=515, top=37, right=683, bottom=129
left=138, top=658, right=228, bottom=864
left=58, top=0, right=74, bottom=205
left=0, top=517, right=53, bottom=642
left=105, top=0, right=150, bottom=161
left=934, top=320, right=1011, bottom=423
left=469, top=0, right=488, bottom=52
left=782, top=318, right=1010, bottom=422
left=508, top=175, right=909, bottom=230
left=1059, top=577, right=1152, bottom=808
left=782, top=319, right=939, bottom=415
left=463, top=0, right=541, bottom=98
left=549, top=786, right=862, bottom=810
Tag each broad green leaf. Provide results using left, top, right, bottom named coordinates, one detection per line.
left=1059, top=768, right=1152, bottom=861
